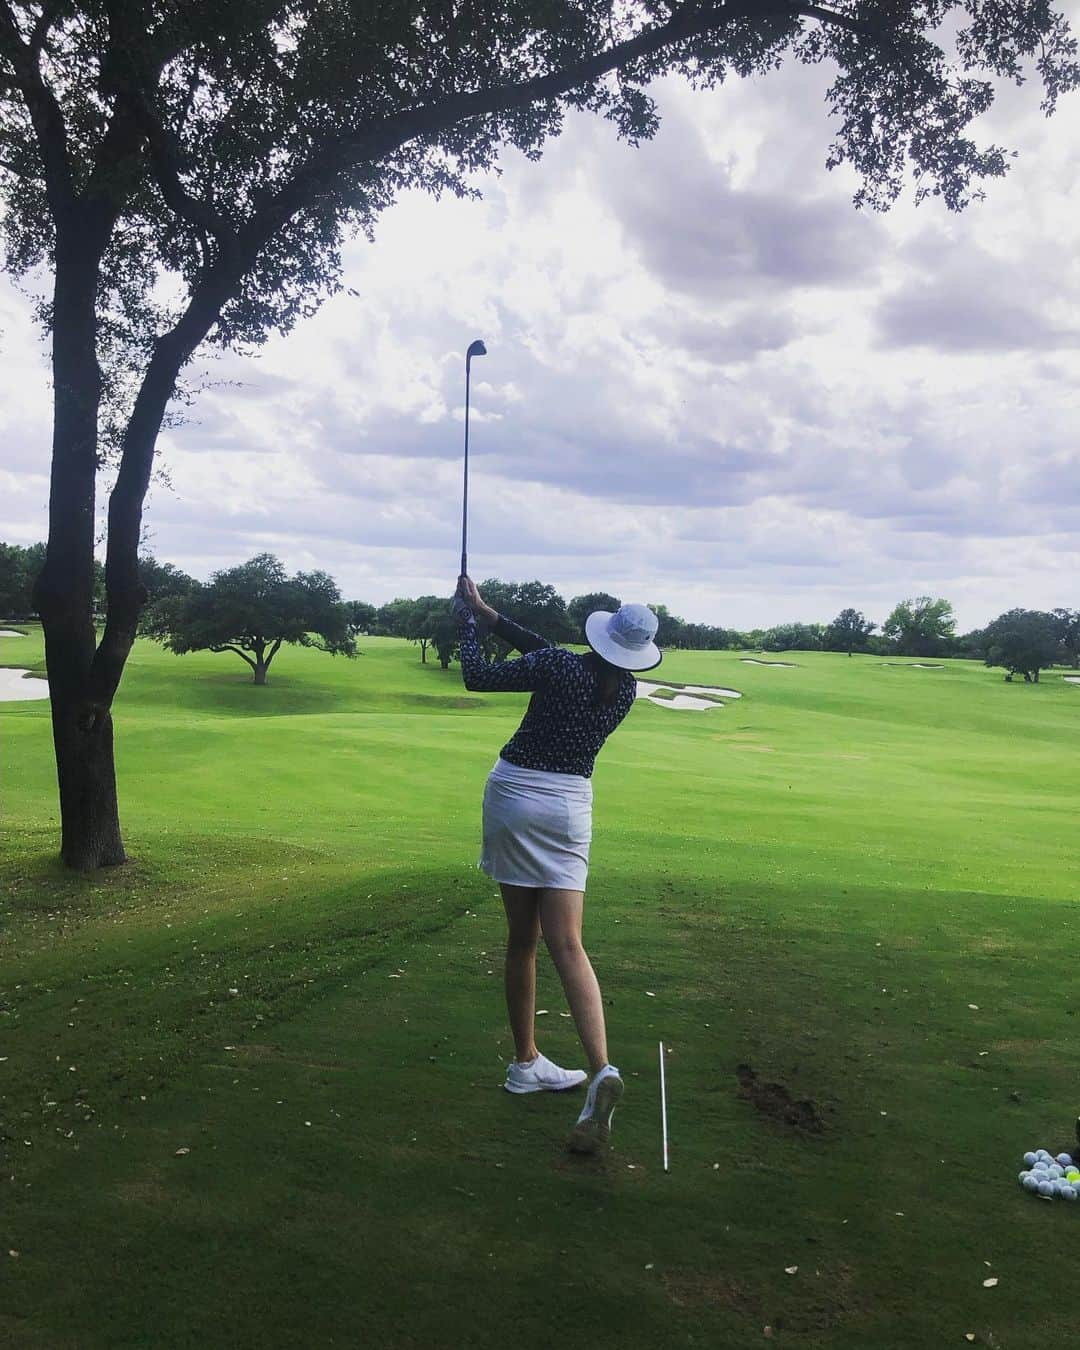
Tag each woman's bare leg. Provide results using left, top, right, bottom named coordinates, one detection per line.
left=500, top=884, right=541, bottom=1063
left=539, top=888, right=609, bottom=1075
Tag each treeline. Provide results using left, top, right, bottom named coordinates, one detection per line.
left=3, top=542, right=1077, bottom=683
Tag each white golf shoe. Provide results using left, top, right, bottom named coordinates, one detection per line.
left=504, top=1052, right=588, bottom=1095
left=568, top=1065, right=624, bottom=1154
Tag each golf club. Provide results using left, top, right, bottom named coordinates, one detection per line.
left=461, top=338, right=487, bottom=578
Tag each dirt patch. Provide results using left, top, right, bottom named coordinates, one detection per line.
left=991, top=1037, right=1052, bottom=1054
left=663, top=1263, right=862, bottom=1334
left=736, top=1063, right=825, bottom=1133
left=663, top=1272, right=759, bottom=1313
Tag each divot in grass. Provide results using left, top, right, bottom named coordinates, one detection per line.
left=735, top=1063, right=825, bottom=1133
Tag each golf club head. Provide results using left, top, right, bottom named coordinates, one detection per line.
left=466, top=339, right=487, bottom=366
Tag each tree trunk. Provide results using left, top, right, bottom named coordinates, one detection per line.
left=48, top=682, right=126, bottom=868
left=254, top=661, right=268, bottom=685
left=36, top=223, right=127, bottom=869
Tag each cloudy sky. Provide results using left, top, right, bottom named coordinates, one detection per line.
left=2, top=21, right=1078, bottom=633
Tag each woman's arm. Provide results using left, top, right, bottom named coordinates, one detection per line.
left=491, top=613, right=554, bottom=656
left=458, top=611, right=549, bottom=693
left=456, top=574, right=554, bottom=656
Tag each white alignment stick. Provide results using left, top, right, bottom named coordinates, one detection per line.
left=659, top=1041, right=669, bottom=1172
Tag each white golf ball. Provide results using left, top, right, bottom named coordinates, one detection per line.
left=1022, top=1175, right=1040, bottom=1192
left=1063, top=1187, right=1078, bottom=1202
left=1049, top=1165, right=1065, bottom=1179
left=1037, top=1149, right=1052, bottom=1160
left=1019, top=1171, right=1030, bottom=1183
left=1038, top=1180, right=1055, bottom=1197
left=1033, top=1162, right=1050, bottom=1173
left=1057, top=1153, right=1073, bottom=1167
left=1023, top=1151, right=1038, bottom=1167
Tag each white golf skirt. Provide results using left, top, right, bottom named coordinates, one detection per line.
left=479, top=757, right=593, bottom=891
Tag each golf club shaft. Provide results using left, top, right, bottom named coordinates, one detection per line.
left=461, top=356, right=471, bottom=577
left=659, top=1041, right=669, bottom=1172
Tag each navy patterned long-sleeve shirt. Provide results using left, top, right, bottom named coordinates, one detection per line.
left=458, top=611, right=637, bottom=778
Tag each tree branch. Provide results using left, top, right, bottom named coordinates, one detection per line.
left=29, top=0, right=65, bottom=60
left=0, top=0, right=74, bottom=206
left=211, top=644, right=257, bottom=669
left=130, top=89, right=239, bottom=249
left=244, top=0, right=783, bottom=245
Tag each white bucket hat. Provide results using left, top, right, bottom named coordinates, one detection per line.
left=585, top=604, right=662, bottom=672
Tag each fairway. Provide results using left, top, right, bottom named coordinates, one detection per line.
left=3, top=629, right=1080, bottom=1348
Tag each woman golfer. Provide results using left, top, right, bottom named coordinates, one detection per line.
left=455, top=576, right=661, bottom=1153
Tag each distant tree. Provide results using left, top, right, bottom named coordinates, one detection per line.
left=374, top=598, right=420, bottom=638
left=429, top=612, right=461, bottom=670
left=0, top=541, right=45, bottom=619
left=648, top=604, right=686, bottom=649
left=345, top=601, right=378, bottom=636
left=824, top=608, right=876, bottom=656
left=883, top=597, right=957, bottom=657
left=762, top=622, right=825, bottom=652
left=981, top=609, right=1061, bottom=683
left=480, top=580, right=575, bottom=646
left=405, top=596, right=448, bottom=664
left=567, top=592, right=622, bottom=640
left=681, top=622, right=731, bottom=650
left=145, top=554, right=355, bottom=685
left=952, top=628, right=987, bottom=661
left=1051, top=608, right=1080, bottom=668
left=134, top=554, right=197, bottom=634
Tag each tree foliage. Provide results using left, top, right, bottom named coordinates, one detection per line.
left=143, top=552, right=355, bottom=683
left=1051, top=608, right=1080, bottom=668
left=481, top=579, right=575, bottom=647
left=980, top=608, right=1061, bottom=683
left=0, top=540, right=45, bottom=618
left=883, top=596, right=956, bottom=657
left=345, top=599, right=377, bottom=635
left=824, top=607, right=876, bottom=655
left=567, top=591, right=622, bottom=639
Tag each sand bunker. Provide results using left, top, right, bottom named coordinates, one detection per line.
left=0, top=629, right=47, bottom=701
left=0, top=668, right=47, bottom=700
left=1065, top=677, right=1080, bottom=686
left=879, top=662, right=943, bottom=669
left=741, top=657, right=795, bottom=667
left=636, top=680, right=741, bottom=712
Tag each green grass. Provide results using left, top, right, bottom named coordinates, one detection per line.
left=3, top=627, right=1080, bottom=1348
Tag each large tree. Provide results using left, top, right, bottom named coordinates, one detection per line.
left=2, top=3, right=1076, bottom=867
left=824, top=607, right=876, bottom=655
left=883, top=595, right=957, bottom=657
left=567, top=591, right=622, bottom=639
left=981, top=608, right=1061, bottom=683
left=143, top=552, right=355, bottom=683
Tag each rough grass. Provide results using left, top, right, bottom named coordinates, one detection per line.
left=2, top=628, right=1080, bottom=1348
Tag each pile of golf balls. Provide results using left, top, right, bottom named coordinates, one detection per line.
left=1018, top=1150, right=1080, bottom=1201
